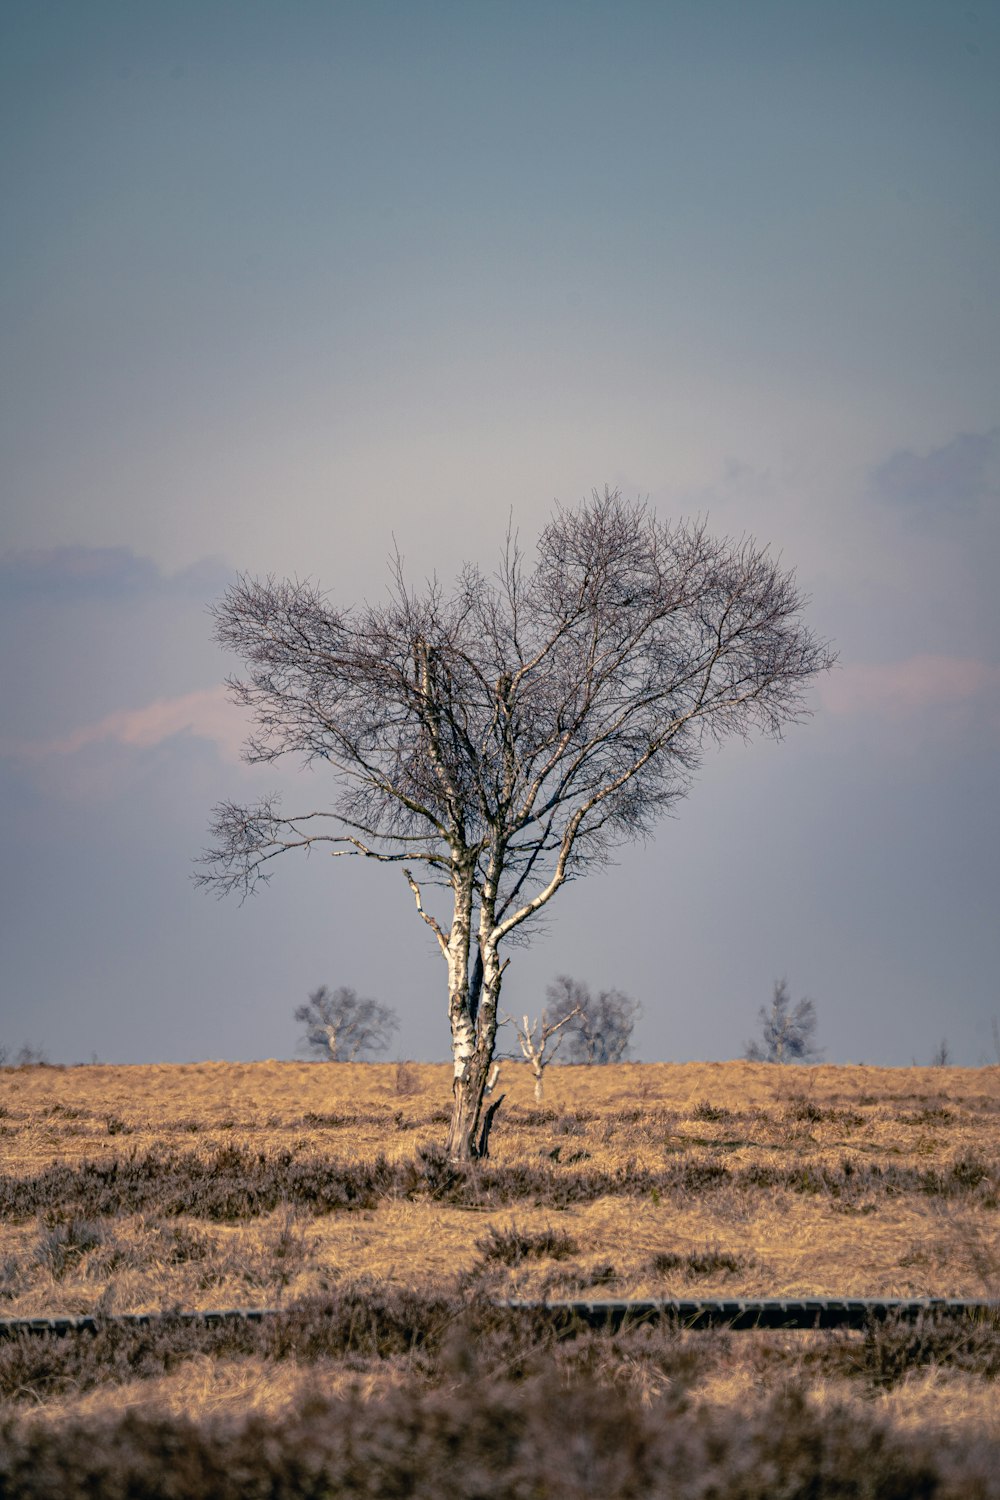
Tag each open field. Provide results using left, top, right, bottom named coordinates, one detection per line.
left=1, top=1058, right=998, bottom=1496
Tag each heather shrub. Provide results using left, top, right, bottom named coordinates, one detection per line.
left=477, top=1224, right=580, bottom=1266
left=0, top=1371, right=987, bottom=1499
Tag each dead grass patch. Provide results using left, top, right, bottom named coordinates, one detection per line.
left=0, top=1056, right=997, bottom=1316
left=1, top=1057, right=998, bottom=1493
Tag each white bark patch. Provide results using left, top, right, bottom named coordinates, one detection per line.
left=446, top=881, right=475, bottom=1080
left=451, top=1012, right=476, bottom=1079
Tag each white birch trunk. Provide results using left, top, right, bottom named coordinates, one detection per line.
left=445, top=860, right=481, bottom=1159
left=446, top=853, right=506, bottom=1160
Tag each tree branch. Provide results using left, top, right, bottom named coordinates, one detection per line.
left=403, top=867, right=449, bottom=955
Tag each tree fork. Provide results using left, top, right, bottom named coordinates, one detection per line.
left=447, top=955, right=503, bottom=1159
left=446, top=1025, right=503, bottom=1159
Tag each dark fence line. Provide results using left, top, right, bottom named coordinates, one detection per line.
left=507, top=1297, right=1000, bottom=1331
left=1, top=1297, right=997, bottom=1339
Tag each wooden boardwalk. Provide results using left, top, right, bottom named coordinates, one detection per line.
left=2, top=1297, right=998, bottom=1338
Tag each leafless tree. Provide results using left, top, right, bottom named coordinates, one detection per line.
left=744, top=979, right=822, bottom=1063
left=0, top=1043, right=48, bottom=1068
left=197, top=489, right=834, bottom=1159
left=545, top=974, right=640, bottom=1064
left=930, top=1036, right=951, bottom=1068
left=504, top=1005, right=581, bottom=1101
left=295, top=985, right=399, bottom=1061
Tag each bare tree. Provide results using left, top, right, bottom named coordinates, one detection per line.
left=295, top=985, right=399, bottom=1061
left=545, top=974, right=640, bottom=1064
left=197, top=489, right=834, bottom=1158
left=744, top=979, right=822, bottom=1063
left=504, top=1005, right=581, bottom=1101
left=0, top=1043, right=48, bottom=1068
left=930, top=1036, right=951, bottom=1067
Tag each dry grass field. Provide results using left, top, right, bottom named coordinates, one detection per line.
left=1, top=1057, right=998, bottom=1496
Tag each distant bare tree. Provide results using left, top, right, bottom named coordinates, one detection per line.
left=16, top=1045, right=47, bottom=1067
left=930, top=1037, right=951, bottom=1067
left=546, top=975, right=640, bottom=1064
left=744, top=979, right=821, bottom=1063
left=198, top=489, right=833, bottom=1158
left=0, top=1043, right=49, bottom=1068
left=504, top=1005, right=581, bottom=1101
left=295, top=985, right=399, bottom=1061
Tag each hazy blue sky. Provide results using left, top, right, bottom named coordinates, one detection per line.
left=2, top=0, right=998, bottom=1067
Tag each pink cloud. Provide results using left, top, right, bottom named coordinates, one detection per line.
left=13, top=688, right=246, bottom=764
left=821, top=654, right=1000, bottom=721
left=7, top=655, right=998, bottom=770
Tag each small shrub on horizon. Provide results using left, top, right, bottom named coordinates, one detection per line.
left=744, top=980, right=822, bottom=1063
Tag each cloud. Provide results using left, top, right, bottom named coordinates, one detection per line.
left=0, top=546, right=230, bottom=603
left=821, top=654, right=1000, bottom=724
left=6, top=687, right=246, bottom=765
left=871, top=428, right=1000, bottom=513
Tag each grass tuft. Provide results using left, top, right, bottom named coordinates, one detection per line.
left=476, top=1223, right=580, bottom=1266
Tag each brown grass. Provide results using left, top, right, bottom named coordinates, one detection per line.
left=3, top=1058, right=998, bottom=1171
left=3, top=1332, right=1000, bottom=1498
left=2, top=1059, right=996, bottom=1312
left=1, top=1059, right=998, bottom=1493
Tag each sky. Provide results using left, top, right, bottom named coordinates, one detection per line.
left=1, top=0, right=998, bottom=1068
